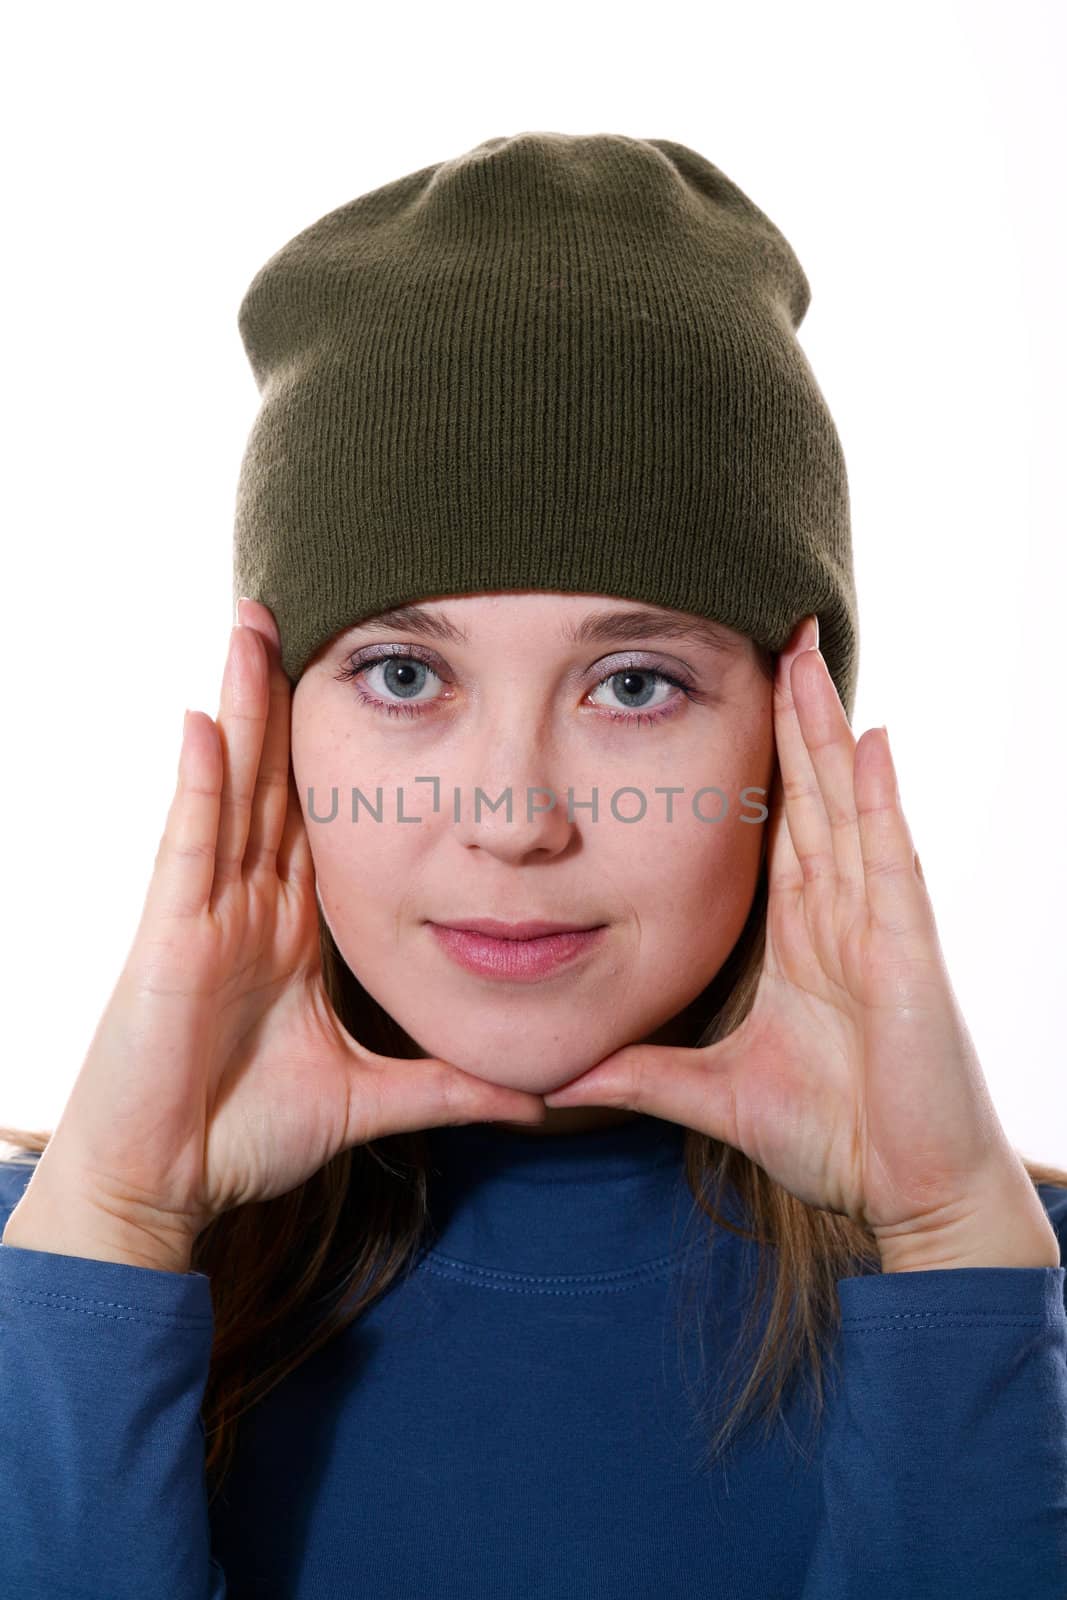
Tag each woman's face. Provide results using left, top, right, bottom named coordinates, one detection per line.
left=291, top=590, right=776, bottom=1108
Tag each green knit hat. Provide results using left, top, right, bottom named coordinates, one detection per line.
left=232, top=131, right=859, bottom=717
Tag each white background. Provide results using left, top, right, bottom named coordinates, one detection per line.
left=2, top=0, right=1064, bottom=1165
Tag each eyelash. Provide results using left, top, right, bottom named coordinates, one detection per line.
left=332, top=645, right=702, bottom=728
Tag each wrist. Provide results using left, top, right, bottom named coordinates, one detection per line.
left=2, top=1187, right=194, bottom=1276
left=879, top=1232, right=1061, bottom=1272
left=874, top=1163, right=1062, bottom=1274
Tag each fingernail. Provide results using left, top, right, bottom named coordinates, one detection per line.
left=789, top=615, right=819, bottom=660
left=236, top=595, right=252, bottom=625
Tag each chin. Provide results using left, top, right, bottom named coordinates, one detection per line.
left=383, top=1004, right=639, bottom=1091
left=432, top=1047, right=613, bottom=1099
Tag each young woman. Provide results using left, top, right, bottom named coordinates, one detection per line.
left=2, top=131, right=1065, bottom=1599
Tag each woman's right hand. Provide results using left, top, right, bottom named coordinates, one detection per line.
left=26, top=598, right=547, bottom=1267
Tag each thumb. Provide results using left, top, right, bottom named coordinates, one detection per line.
left=352, top=1055, right=548, bottom=1143
left=543, top=1039, right=742, bottom=1148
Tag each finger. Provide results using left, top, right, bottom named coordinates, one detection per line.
left=764, top=756, right=803, bottom=900
left=855, top=727, right=931, bottom=940
left=145, top=708, right=224, bottom=921
left=773, top=634, right=836, bottom=892
left=543, top=1042, right=740, bottom=1148
left=211, top=624, right=270, bottom=901
left=277, top=761, right=316, bottom=890
left=789, top=644, right=866, bottom=897
left=352, top=1058, right=548, bottom=1142
left=239, top=603, right=294, bottom=877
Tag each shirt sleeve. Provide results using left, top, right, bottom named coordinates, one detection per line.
left=0, top=1186, right=228, bottom=1598
left=800, top=1189, right=1067, bottom=1600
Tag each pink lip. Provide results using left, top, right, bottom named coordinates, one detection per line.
left=433, top=917, right=601, bottom=940
left=427, top=921, right=608, bottom=981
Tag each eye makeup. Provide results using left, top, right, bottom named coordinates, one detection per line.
left=332, top=644, right=708, bottom=729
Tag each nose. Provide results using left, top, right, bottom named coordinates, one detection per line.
left=444, top=712, right=580, bottom=863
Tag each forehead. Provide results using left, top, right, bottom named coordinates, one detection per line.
left=340, top=596, right=745, bottom=656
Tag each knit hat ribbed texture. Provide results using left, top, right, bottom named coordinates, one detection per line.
left=232, top=130, right=858, bottom=717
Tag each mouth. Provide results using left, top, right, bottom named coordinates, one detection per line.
left=425, top=918, right=609, bottom=981
left=429, top=917, right=606, bottom=940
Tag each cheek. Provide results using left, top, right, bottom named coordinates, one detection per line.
left=623, top=808, right=762, bottom=963
left=290, top=706, right=402, bottom=941
left=603, top=703, right=771, bottom=981
left=303, top=807, right=417, bottom=946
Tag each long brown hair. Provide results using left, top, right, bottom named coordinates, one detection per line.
left=4, top=642, right=1066, bottom=1508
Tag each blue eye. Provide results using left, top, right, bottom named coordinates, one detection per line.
left=586, top=667, right=694, bottom=724
left=332, top=649, right=700, bottom=727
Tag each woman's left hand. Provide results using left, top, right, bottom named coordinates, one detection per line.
left=545, top=616, right=1059, bottom=1270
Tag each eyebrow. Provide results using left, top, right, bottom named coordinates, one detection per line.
left=340, top=603, right=740, bottom=655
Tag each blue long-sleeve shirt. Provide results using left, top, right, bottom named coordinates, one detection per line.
left=2, top=1114, right=1066, bottom=1598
